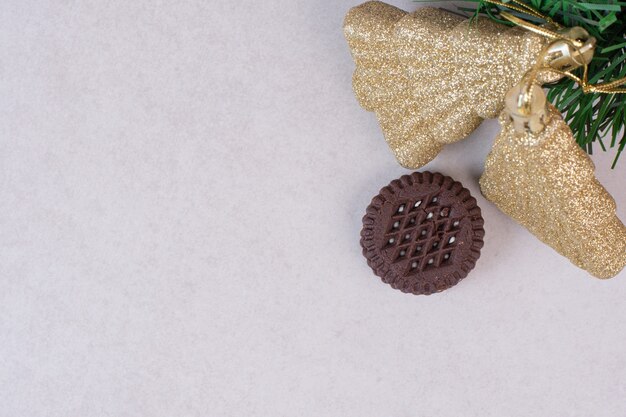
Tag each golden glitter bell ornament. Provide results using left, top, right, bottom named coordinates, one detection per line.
left=480, top=61, right=626, bottom=278
left=344, top=1, right=560, bottom=168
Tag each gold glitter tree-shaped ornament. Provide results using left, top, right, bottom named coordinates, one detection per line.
left=343, top=1, right=558, bottom=168
left=480, top=78, right=626, bottom=278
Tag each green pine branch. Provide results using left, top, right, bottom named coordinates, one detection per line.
left=419, top=0, right=626, bottom=167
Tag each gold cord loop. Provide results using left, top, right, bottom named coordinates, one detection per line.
left=498, top=11, right=561, bottom=40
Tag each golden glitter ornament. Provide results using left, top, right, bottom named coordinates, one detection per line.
left=343, top=1, right=556, bottom=168
left=480, top=91, right=626, bottom=279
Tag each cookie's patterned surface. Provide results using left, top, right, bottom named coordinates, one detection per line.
left=361, top=172, right=484, bottom=295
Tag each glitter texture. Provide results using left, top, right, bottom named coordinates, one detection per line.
left=343, top=1, right=553, bottom=168
left=480, top=105, right=626, bottom=279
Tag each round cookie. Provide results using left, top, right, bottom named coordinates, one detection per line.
left=360, top=172, right=485, bottom=295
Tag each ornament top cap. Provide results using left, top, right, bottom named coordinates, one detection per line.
left=505, top=81, right=547, bottom=135
left=543, top=26, right=596, bottom=72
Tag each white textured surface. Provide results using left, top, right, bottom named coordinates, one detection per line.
left=1, top=1, right=625, bottom=416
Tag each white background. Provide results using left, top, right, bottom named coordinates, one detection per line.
left=1, top=1, right=625, bottom=416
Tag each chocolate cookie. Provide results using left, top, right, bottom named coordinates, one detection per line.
left=360, top=172, right=484, bottom=295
